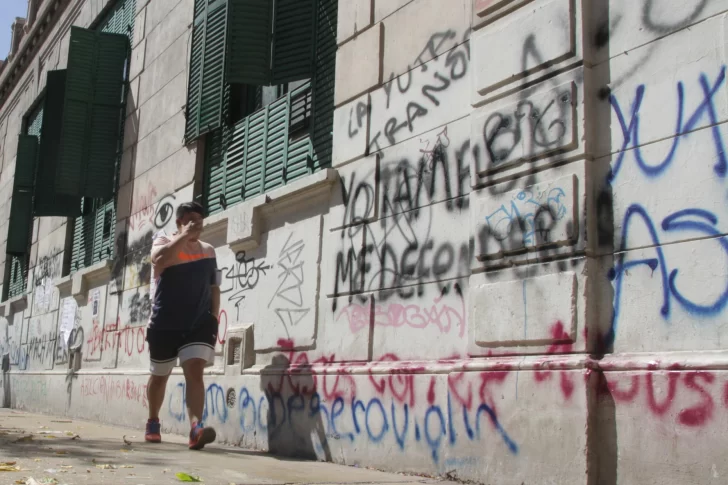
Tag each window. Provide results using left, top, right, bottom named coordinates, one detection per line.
left=2, top=0, right=134, bottom=291
left=3, top=102, right=42, bottom=300
left=67, top=0, right=135, bottom=273
left=183, top=0, right=337, bottom=215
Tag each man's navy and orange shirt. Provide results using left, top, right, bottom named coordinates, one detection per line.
left=149, top=232, right=219, bottom=331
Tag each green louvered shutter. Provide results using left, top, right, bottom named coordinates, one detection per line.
left=271, top=0, right=315, bottom=84
left=199, top=0, right=227, bottom=135
left=263, top=95, right=290, bottom=192
left=6, top=255, right=28, bottom=298
left=7, top=135, right=38, bottom=255
left=241, top=108, right=268, bottom=200
left=185, top=0, right=228, bottom=142
left=204, top=129, right=227, bottom=215
left=185, top=13, right=205, bottom=142
left=311, top=0, right=337, bottom=170
left=227, top=0, right=272, bottom=85
left=286, top=82, right=313, bottom=180
left=56, top=27, right=128, bottom=199
left=35, top=70, right=82, bottom=216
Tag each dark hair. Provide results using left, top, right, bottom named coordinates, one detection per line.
left=176, top=201, right=204, bottom=220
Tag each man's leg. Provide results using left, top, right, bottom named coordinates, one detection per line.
left=147, top=373, right=170, bottom=421
left=145, top=329, right=179, bottom=443
left=181, top=357, right=217, bottom=450
left=181, top=358, right=206, bottom=426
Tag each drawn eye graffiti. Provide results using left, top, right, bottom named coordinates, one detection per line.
left=154, top=194, right=176, bottom=229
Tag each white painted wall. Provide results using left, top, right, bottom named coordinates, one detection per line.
left=1, top=1, right=728, bottom=484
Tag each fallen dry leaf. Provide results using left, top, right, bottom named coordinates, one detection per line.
left=60, top=466, right=72, bottom=470
left=1, top=462, right=17, bottom=466
left=95, top=464, right=116, bottom=470
left=70, top=435, right=80, bottom=440
left=0, top=465, right=21, bottom=472
left=122, top=435, right=132, bottom=446
left=14, top=435, right=33, bottom=443
left=119, top=465, right=134, bottom=469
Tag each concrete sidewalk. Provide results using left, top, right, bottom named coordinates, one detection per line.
left=0, top=410, right=456, bottom=485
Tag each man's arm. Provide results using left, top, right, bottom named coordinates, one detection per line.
left=210, top=259, right=221, bottom=318
left=151, top=221, right=199, bottom=270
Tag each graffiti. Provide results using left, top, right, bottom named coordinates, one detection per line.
left=86, top=321, right=147, bottom=359
left=605, top=206, right=728, bottom=346
left=269, top=234, right=310, bottom=329
left=337, top=283, right=466, bottom=337
left=641, top=0, right=711, bottom=35
left=25, top=331, right=56, bottom=369
left=168, top=379, right=519, bottom=464
left=366, top=29, right=470, bottom=153
left=334, top=126, right=472, bottom=306
left=485, top=186, right=568, bottom=247
left=220, top=251, right=271, bottom=321
left=601, top=367, right=728, bottom=428
left=217, top=309, right=228, bottom=345
left=154, top=194, right=177, bottom=229
left=127, top=290, right=152, bottom=326
left=35, top=255, right=61, bottom=283
left=608, top=66, right=727, bottom=182
left=80, top=376, right=148, bottom=408
left=480, top=85, right=574, bottom=170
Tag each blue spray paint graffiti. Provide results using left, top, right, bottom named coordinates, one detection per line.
left=168, top=383, right=519, bottom=464
left=609, top=65, right=727, bottom=182
left=167, top=383, right=229, bottom=424
left=485, top=187, right=569, bottom=246
left=605, top=206, right=728, bottom=346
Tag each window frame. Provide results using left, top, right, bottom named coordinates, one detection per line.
left=199, top=0, right=336, bottom=217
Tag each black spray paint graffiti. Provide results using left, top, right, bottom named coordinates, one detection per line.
left=220, top=252, right=271, bottom=321
left=341, top=127, right=471, bottom=231
left=128, top=291, right=152, bottom=326
left=593, top=0, right=715, bottom=99
left=480, top=86, right=574, bottom=171
left=26, top=332, right=57, bottom=368
left=269, top=234, right=310, bottom=330
left=35, top=255, right=62, bottom=284
left=356, top=29, right=470, bottom=154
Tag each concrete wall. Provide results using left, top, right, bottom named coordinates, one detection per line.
left=1, top=0, right=728, bottom=484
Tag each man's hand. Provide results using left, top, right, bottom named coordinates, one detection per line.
left=180, top=220, right=202, bottom=240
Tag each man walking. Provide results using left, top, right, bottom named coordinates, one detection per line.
left=144, top=201, right=221, bottom=450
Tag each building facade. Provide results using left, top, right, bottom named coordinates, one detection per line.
left=0, top=0, right=727, bottom=483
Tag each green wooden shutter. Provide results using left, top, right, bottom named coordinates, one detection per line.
left=56, top=27, right=128, bottom=199
left=204, top=128, right=227, bottom=215
left=227, top=0, right=272, bottom=85
left=271, top=0, right=315, bottom=84
left=185, top=0, right=228, bottom=142
left=311, top=0, right=337, bottom=170
left=6, top=255, right=28, bottom=298
left=241, top=108, right=268, bottom=200
left=263, top=94, right=290, bottom=192
left=7, top=135, right=38, bottom=255
left=35, top=70, right=82, bottom=217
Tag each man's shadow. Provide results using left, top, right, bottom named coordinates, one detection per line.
left=260, top=354, right=332, bottom=461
